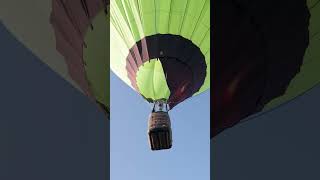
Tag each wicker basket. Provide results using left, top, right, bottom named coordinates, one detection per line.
left=148, top=111, right=172, bottom=150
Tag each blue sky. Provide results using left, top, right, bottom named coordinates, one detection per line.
left=110, top=72, right=210, bottom=180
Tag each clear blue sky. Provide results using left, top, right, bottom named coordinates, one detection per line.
left=110, top=72, right=210, bottom=180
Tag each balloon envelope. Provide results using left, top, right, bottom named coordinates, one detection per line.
left=212, top=0, right=320, bottom=138
left=110, top=0, right=210, bottom=108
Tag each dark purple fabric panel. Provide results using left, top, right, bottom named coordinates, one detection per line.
left=212, top=0, right=266, bottom=137
left=51, top=0, right=84, bottom=56
left=52, top=26, right=91, bottom=95
left=160, top=58, right=194, bottom=108
left=212, top=0, right=309, bottom=138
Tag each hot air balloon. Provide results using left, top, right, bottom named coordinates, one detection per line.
left=0, top=0, right=110, bottom=116
left=213, top=0, right=320, bottom=138
left=110, top=0, right=210, bottom=150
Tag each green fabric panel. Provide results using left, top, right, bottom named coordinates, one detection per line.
left=111, top=0, right=211, bottom=53
left=199, top=31, right=210, bottom=60
left=121, top=0, right=141, bottom=42
left=264, top=3, right=320, bottom=110
left=189, top=0, right=210, bottom=47
left=170, top=0, right=188, bottom=34
left=110, top=2, right=136, bottom=49
left=309, top=1, right=320, bottom=36
left=304, top=1, right=320, bottom=64
left=138, top=0, right=156, bottom=36
left=180, top=0, right=207, bottom=40
left=83, top=10, right=109, bottom=107
left=110, top=24, right=133, bottom=89
left=136, top=59, right=171, bottom=101
left=307, top=0, right=320, bottom=12
left=156, top=0, right=171, bottom=34
left=110, top=0, right=210, bottom=100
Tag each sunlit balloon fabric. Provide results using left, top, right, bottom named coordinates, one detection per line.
left=110, top=0, right=210, bottom=108
left=50, top=0, right=110, bottom=113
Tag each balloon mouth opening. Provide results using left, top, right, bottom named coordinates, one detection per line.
left=148, top=107, right=172, bottom=151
